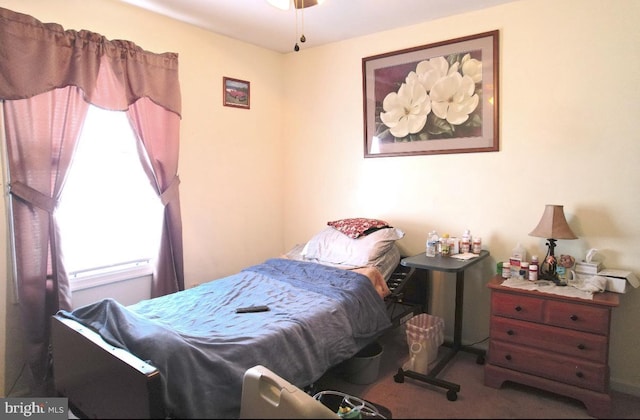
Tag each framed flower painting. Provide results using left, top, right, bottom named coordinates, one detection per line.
left=362, top=30, right=499, bottom=157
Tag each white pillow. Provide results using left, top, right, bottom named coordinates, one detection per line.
left=301, top=226, right=404, bottom=267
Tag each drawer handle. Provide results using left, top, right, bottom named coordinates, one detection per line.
left=507, top=330, right=515, bottom=336
left=504, top=354, right=512, bottom=361
left=577, top=343, right=586, bottom=350
left=514, top=305, right=522, bottom=312
left=576, top=371, right=584, bottom=378
left=570, top=314, right=578, bottom=321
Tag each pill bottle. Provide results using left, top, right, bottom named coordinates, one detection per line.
left=529, top=264, right=538, bottom=281
left=460, top=238, right=470, bottom=253
left=528, top=256, right=539, bottom=280
left=510, top=259, right=521, bottom=278
left=472, top=237, right=482, bottom=254
left=449, top=237, right=459, bottom=255
left=502, top=262, right=511, bottom=278
left=461, top=229, right=472, bottom=253
left=520, top=261, right=529, bottom=279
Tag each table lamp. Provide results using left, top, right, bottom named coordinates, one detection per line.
left=528, top=205, right=577, bottom=285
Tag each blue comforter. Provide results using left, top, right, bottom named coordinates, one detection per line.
left=59, top=258, right=392, bottom=418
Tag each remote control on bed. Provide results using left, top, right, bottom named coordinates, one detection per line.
left=235, top=305, right=270, bottom=313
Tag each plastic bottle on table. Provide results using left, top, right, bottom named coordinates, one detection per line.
left=426, top=230, right=439, bottom=257
left=461, top=229, right=472, bottom=253
left=510, top=243, right=526, bottom=278
left=512, top=242, right=527, bottom=262
left=440, top=233, right=450, bottom=256
left=502, top=262, right=511, bottom=278
left=472, top=237, right=482, bottom=254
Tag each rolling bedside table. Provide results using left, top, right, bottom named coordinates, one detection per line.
left=393, top=250, right=490, bottom=402
left=484, top=275, right=619, bottom=418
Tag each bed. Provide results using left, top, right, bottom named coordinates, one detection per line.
left=51, top=219, right=405, bottom=419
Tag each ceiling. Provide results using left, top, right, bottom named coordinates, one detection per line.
left=117, top=0, right=516, bottom=53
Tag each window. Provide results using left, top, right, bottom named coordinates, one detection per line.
left=56, top=105, right=164, bottom=282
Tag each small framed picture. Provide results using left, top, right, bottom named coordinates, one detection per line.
left=223, top=77, right=250, bottom=109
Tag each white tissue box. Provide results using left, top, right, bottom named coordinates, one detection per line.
left=598, top=268, right=640, bottom=294
left=575, top=261, right=602, bottom=275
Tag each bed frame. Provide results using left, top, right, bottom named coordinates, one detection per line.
left=51, top=263, right=423, bottom=419
left=384, top=265, right=424, bottom=327
left=51, top=316, right=165, bottom=419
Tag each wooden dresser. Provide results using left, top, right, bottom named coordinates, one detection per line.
left=484, top=275, right=619, bottom=418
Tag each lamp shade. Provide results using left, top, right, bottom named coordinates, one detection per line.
left=529, top=205, right=577, bottom=240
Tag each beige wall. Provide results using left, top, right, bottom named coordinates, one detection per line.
left=281, top=0, right=640, bottom=395
left=2, top=0, right=639, bottom=398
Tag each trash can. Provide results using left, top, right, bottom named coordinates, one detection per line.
left=404, top=313, right=444, bottom=374
left=341, top=341, right=383, bottom=385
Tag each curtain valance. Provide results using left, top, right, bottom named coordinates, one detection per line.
left=0, top=6, right=181, bottom=117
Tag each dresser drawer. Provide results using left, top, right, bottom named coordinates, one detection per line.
left=545, top=299, right=610, bottom=335
left=490, top=316, right=608, bottom=363
left=488, top=341, right=608, bottom=392
left=491, top=291, right=543, bottom=322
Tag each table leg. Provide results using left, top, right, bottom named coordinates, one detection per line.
left=453, top=271, right=465, bottom=351
left=423, top=269, right=431, bottom=314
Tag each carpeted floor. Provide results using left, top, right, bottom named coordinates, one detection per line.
left=314, top=326, right=640, bottom=419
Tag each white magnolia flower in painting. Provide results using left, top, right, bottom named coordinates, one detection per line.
left=429, top=72, right=479, bottom=125
left=380, top=79, right=430, bottom=138
left=413, top=56, right=459, bottom=92
left=461, top=53, right=482, bottom=83
left=375, top=52, right=484, bottom=141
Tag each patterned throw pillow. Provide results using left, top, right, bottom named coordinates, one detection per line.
left=327, top=218, right=390, bottom=239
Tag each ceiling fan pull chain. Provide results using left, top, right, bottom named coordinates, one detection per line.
left=294, top=3, right=300, bottom=51
left=300, top=0, right=306, bottom=43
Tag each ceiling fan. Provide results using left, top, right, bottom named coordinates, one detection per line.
left=267, top=0, right=326, bottom=51
left=267, top=0, right=325, bottom=10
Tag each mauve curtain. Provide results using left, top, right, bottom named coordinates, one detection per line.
left=0, top=6, right=183, bottom=395
left=3, top=87, right=89, bottom=395
left=128, top=98, right=184, bottom=296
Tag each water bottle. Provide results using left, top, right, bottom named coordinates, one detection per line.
left=426, top=230, right=439, bottom=257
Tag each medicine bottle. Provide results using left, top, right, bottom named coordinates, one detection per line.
left=520, top=261, right=529, bottom=279
left=502, top=262, right=511, bottom=279
left=472, top=237, right=482, bottom=254
left=529, top=264, right=538, bottom=281
left=461, top=229, right=472, bottom=253
left=449, top=236, right=460, bottom=255
left=460, top=238, right=470, bottom=253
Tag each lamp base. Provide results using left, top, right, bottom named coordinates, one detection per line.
left=539, top=239, right=567, bottom=286
left=539, top=272, right=567, bottom=286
